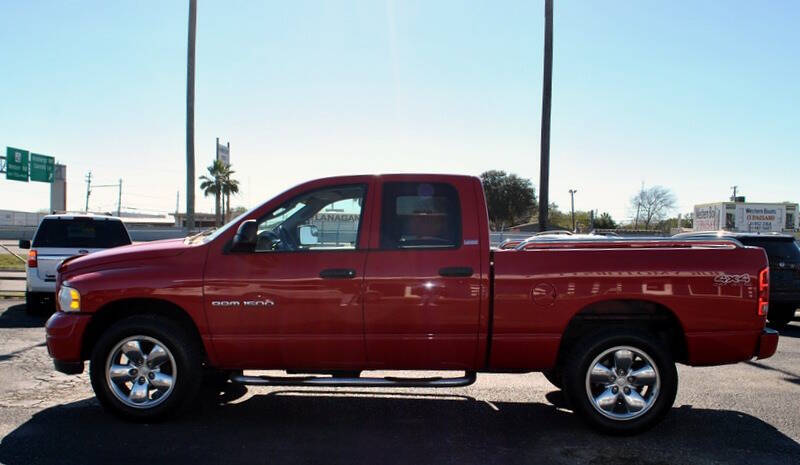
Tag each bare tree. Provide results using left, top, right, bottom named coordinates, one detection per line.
left=630, top=185, right=677, bottom=229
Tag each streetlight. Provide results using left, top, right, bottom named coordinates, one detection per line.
left=569, top=189, right=577, bottom=232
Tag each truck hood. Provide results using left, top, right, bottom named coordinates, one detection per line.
left=58, top=238, right=191, bottom=274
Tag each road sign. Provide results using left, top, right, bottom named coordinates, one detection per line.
left=5, top=147, right=29, bottom=182
left=30, top=153, right=55, bottom=183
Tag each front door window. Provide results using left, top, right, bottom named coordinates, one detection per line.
left=255, top=185, right=365, bottom=252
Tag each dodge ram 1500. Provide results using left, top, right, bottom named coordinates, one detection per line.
left=46, top=174, right=778, bottom=434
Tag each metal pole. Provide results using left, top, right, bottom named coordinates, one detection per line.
left=84, top=171, right=92, bottom=213
left=117, top=179, right=122, bottom=217
left=186, top=0, right=197, bottom=232
left=538, top=0, right=554, bottom=232
left=569, top=189, right=577, bottom=232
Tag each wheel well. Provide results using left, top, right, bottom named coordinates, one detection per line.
left=81, top=298, right=207, bottom=363
left=557, top=300, right=688, bottom=366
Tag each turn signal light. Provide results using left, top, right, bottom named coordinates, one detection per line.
left=57, top=285, right=81, bottom=312
left=27, top=250, right=37, bottom=268
left=758, top=267, right=769, bottom=317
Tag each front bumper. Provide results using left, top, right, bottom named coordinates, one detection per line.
left=45, top=311, right=91, bottom=374
left=756, top=328, right=779, bottom=360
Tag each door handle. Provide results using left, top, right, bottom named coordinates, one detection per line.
left=319, top=268, right=357, bottom=279
left=438, top=266, right=473, bottom=277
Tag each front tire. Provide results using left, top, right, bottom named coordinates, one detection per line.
left=563, top=328, right=678, bottom=435
left=90, top=315, right=202, bottom=421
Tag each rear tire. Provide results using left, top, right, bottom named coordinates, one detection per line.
left=25, top=292, right=38, bottom=314
left=563, top=328, right=678, bottom=435
left=25, top=291, right=43, bottom=315
left=89, top=315, right=202, bottom=421
left=767, top=304, right=796, bottom=330
left=25, top=292, right=54, bottom=315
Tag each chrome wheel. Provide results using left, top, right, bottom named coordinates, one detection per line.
left=105, top=335, right=177, bottom=409
left=585, top=345, right=660, bottom=421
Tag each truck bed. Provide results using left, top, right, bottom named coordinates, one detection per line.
left=489, top=238, right=769, bottom=369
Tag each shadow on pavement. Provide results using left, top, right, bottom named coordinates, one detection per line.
left=0, top=341, right=46, bottom=362
left=0, top=303, right=47, bottom=329
left=0, top=387, right=797, bottom=465
left=746, top=360, right=800, bottom=386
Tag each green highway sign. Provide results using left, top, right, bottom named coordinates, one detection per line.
left=5, top=147, right=29, bottom=182
left=30, top=153, right=55, bottom=183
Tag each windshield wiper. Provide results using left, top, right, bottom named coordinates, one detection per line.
left=186, top=228, right=217, bottom=243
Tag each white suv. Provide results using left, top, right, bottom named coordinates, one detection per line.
left=19, top=214, right=131, bottom=312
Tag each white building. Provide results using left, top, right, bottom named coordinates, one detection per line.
left=693, top=201, right=798, bottom=233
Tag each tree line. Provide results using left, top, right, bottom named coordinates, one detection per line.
left=480, top=170, right=687, bottom=233
left=195, top=166, right=687, bottom=232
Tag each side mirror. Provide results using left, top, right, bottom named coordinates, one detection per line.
left=19, top=240, right=31, bottom=249
left=230, top=220, right=258, bottom=252
left=298, top=224, right=319, bottom=246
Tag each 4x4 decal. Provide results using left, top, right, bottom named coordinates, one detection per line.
left=713, top=273, right=751, bottom=285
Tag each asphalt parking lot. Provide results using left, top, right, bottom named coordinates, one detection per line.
left=0, top=300, right=798, bottom=465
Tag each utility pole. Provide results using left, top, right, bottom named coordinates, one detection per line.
left=538, top=0, right=554, bottom=232
left=117, top=179, right=122, bottom=217
left=569, top=189, right=577, bottom=232
left=84, top=171, right=92, bottom=213
left=185, top=0, right=197, bottom=232
left=634, top=181, right=644, bottom=229
left=730, top=185, right=738, bottom=201
left=176, top=191, right=180, bottom=215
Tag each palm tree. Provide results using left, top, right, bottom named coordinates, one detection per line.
left=222, top=178, right=240, bottom=222
left=199, top=160, right=225, bottom=226
left=220, top=164, right=240, bottom=222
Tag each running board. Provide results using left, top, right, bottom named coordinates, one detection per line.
left=231, top=371, right=477, bottom=388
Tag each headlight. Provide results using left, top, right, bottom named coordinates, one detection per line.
left=57, top=285, right=81, bottom=312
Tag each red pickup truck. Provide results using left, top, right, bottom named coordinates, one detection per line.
left=46, top=174, right=778, bottom=434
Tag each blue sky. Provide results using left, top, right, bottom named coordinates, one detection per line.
left=1, top=1, right=798, bottom=221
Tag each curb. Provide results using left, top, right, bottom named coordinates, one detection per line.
left=0, top=292, right=24, bottom=299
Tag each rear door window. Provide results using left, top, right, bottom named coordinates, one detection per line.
left=33, top=218, right=132, bottom=248
left=380, top=182, right=461, bottom=249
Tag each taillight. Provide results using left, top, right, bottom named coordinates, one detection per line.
left=27, top=250, right=38, bottom=268
left=758, top=267, right=769, bottom=317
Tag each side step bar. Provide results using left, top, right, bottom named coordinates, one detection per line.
left=231, top=371, right=477, bottom=388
